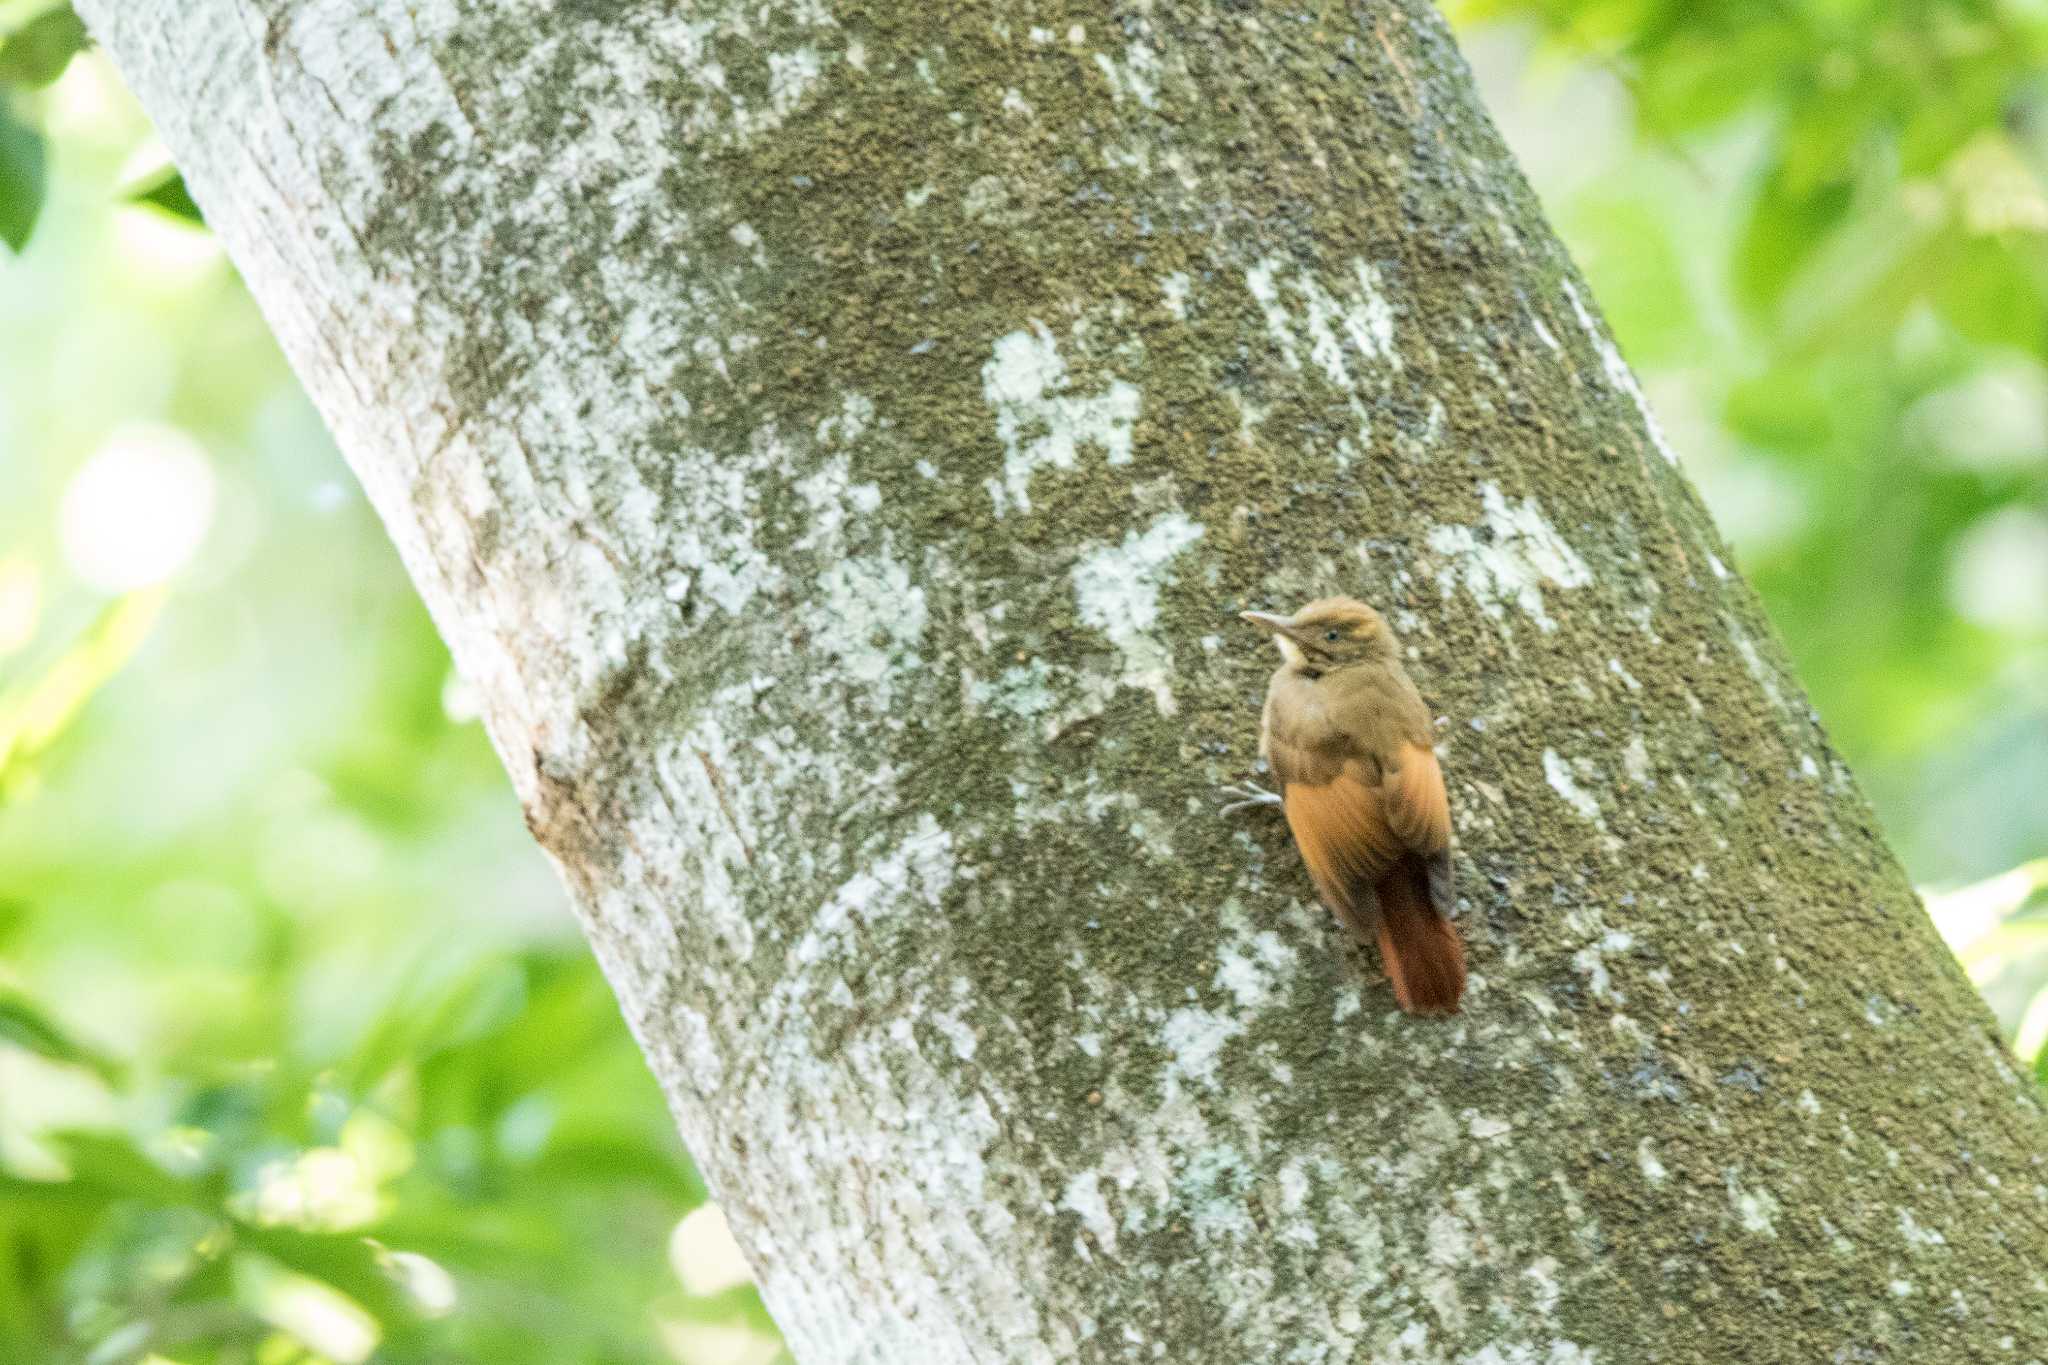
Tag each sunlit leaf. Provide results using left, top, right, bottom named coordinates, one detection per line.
left=1732, top=159, right=1856, bottom=321
left=236, top=1228, right=418, bottom=1325
left=1928, top=859, right=2048, bottom=1013
left=39, top=1131, right=205, bottom=1206
left=531, top=1136, right=702, bottom=1201
left=0, top=6, right=88, bottom=90
left=0, top=97, right=43, bottom=253
left=126, top=165, right=205, bottom=227
left=339, top=955, right=528, bottom=1094
left=231, top=1251, right=385, bottom=1363
left=1633, top=25, right=1792, bottom=136
left=0, top=987, right=123, bottom=1081
left=1900, top=55, right=2016, bottom=178
left=0, top=587, right=166, bottom=799
left=1935, top=238, right=2048, bottom=351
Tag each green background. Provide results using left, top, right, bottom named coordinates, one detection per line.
left=3, top=1, right=2045, bottom=1361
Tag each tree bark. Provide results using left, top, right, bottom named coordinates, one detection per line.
left=82, top=1, right=2048, bottom=1360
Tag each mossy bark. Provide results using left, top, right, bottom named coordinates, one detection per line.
left=85, top=1, right=2048, bottom=1360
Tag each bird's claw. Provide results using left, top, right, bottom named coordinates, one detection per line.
left=1218, top=781, right=1284, bottom=815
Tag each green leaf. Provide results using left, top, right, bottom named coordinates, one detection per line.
left=236, top=1227, right=419, bottom=1324
left=42, top=1131, right=205, bottom=1206
left=0, top=7, right=88, bottom=89
left=0, top=897, right=27, bottom=949
left=1732, top=158, right=1855, bottom=320
left=0, top=98, right=44, bottom=254
left=1724, top=364, right=1835, bottom=453
left=530, top=1135, right=701, bottom=1202
left=1634, top=25, right=1793, bottom=136
left=339, top=955, right=528, bottom=1094
left=1934, top=236, right=2048, bottom=352
left=1898, top=56, right=2014, bottom=178
left=0, top=987, right=123, bottom=1081
left=127, top=166, right=205, bottom=228
left=0, top=1193, right=108, bottom=1359
left=0, top=589, right=167, bottom=797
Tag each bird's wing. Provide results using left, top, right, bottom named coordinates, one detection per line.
left=1381, top=742, right=1451, bottom=858
left=1381, top=741, right=1455, bottom=918
left=1275, top=741, right=1451, bottom=930
left=1281, top=774, right=1391, bottom=939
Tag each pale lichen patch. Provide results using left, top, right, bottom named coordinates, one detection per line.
left=981, top=323, right=1141, bottom=516
left=1242, top=257, right=1399, bottom=387
left=1542, top=749, right=1602, bottom=823
left=1091, top=42, right=1163, bottom=109
left=928, top=981, right=981, bottom=1061
left=1426, top=484, right=1591, bottom=632
left=1621, top=736, right=1651, bottom=784
left=789, top=815, right=956, bottom=972
left=1572, top=927, right=1634, bottom=1003
left=663, top=423, right=793, bottom=623
left=1160, top=270, right=1191, bottom=319
left=1071, top=513, right=1204, bottom=715
left=792, top=454, right=882, bottom=553
left=1061, top=1170, right=1119, bottom=1255
left=645, top=7, right=845, bottom=150
left=1729, top=623, right=1791, bottom=714
left=810, top=551, right=928, bottom=704
left=1727, top=1169, right=1782, bottom=1236
left=672, top=1004, right=726, bottom=1097
left=1899, top=1208, right=1947, bottom=1249
left=1214, top=927, right=1299, bottom=1010
left=1159, top=1007, right=1245, bottom=1090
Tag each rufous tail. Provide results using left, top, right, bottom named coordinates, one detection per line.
left=1375, top=862, right=1466, bottom=1014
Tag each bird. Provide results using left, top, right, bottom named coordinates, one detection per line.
left=1224, top=596, right=1466, bottom=1014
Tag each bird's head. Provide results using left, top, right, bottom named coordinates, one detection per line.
left=1239, top=596, right=1398, bottom=673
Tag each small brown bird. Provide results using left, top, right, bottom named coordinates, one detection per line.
left=1226, top=597, right=1465, bottom=1014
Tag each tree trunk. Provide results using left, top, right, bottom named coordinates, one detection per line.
left=82, top=1, right=2048, bottom=1360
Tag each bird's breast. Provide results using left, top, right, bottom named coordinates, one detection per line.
left=1265, top=663, right=1427, bottom=765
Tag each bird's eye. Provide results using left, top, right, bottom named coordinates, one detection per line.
left=1324, top=630, right=1340, bottom=642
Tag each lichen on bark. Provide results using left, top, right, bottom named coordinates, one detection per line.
left=83, top=0, right=2048, bottom=1360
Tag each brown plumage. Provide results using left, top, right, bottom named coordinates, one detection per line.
left=1232, top=597, right=1465, bottom=1014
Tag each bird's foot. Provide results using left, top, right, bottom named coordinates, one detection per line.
left=1218, top=781, right=1284, bottom=815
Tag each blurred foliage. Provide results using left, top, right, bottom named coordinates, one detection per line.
left=0, top=2, right=88, bottom=251
left=0, top=586, right=163, bottom=803
left=2, top=2, right=2048, bottom=1362
left=0, top=948, right=751, bottom=1364
left=125, top=165, right=203, bottom=228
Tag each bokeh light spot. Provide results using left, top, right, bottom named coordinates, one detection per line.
left=59, top=423, right=215, bottom=592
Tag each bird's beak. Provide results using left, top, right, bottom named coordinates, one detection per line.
left=1239, top=610, right=1298, bottom=640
